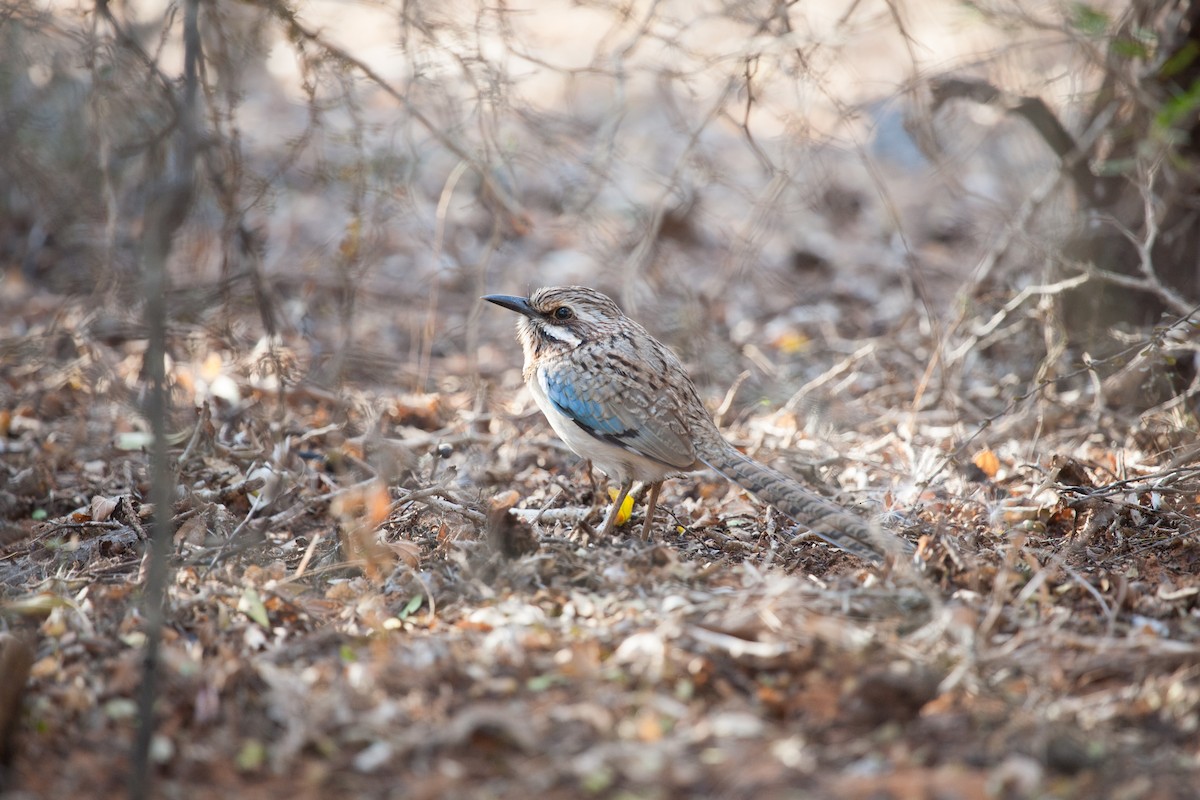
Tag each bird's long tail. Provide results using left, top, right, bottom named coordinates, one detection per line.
left=699, top=441, right=908, bottom=563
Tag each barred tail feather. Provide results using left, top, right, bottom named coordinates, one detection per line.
left=699, top=442, right=907, bottom=563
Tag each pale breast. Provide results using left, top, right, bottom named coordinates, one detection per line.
left=526, top=365, right=683, bottom=485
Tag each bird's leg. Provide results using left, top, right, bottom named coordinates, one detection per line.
left=600, top=480, right=633, bottom=536
left=582, top=459, right=598, bottom=502
left=578, top=459, right=606, bottom=531
left=640, top=481, right=663, bottom=540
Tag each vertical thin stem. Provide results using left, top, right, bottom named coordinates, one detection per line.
left=129, top=1, right=199, bottom=797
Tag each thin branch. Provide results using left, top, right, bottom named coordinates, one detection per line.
left=130, top=0, right=199, bottom=796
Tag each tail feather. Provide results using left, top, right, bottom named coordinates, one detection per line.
left=699, top=441, right=907, bottom=563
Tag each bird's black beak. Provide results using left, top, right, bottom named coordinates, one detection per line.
left=482, top=294, right=537, bottom=318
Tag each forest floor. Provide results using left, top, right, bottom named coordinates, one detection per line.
left=1, top=258, right=1198, bottom=799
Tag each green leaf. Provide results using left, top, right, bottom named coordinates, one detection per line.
left=1155, top=77, right=1200, bottom=133
left=1112, top=37, right=1151, bottom=61
left=238, top=587, right=271, bottom=629
left=398, top=593, right=423, bottom=619
left=1160, top=41, right=1200, bottom=79
left=526, top=673, right=558, bottom=692
left=1070, top=3, right=1109, bottom=37
left=1094, top=157, right=1137, bottom=177
left=236, top=739, right=267, bottom=771
left=580, top=766, right=614, bottom=794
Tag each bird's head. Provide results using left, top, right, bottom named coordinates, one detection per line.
left=483, top=286, right=627, bottom=356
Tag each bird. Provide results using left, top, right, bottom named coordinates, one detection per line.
left=483, top=286, right=906, bottom=562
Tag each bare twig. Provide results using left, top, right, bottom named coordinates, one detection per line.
left=130, top=0, right=199, bottom=796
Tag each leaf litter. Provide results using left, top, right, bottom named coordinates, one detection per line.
left=1, top=284, right=1197, bottom=799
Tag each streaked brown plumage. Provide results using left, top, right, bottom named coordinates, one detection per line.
left=484, top=286, right=908, bottom=562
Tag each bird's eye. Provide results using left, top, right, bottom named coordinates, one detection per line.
left=552, top=306, right=574, bottom=321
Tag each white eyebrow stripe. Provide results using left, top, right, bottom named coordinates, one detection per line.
left=538, top=322, right=582, bottom=347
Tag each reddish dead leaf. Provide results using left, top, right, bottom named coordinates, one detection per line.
left=331, top=481, right=391, bottom=528
left=455, top=619, right=494, bottom=633
left=634, top=709, right=663, bottom=742
left=366, top=482, right=391, bottom=528
left=385, top=393, right=445, bottom=430
left=242, top=562, right=287, bottom=585
left=343, top=524, right=395, bottom=581
left=973, top=448, right=999, bottom=478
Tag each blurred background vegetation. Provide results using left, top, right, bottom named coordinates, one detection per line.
left=2, top=1, right=1196, bottom=399
left=1, top=0, right=1198, bottom=469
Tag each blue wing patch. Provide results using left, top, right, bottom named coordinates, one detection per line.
left=543, top=372, right=638, bottom=441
